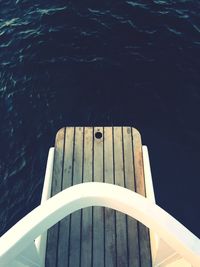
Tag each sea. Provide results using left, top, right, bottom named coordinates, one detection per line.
left=0, top=0, right=200, bottom=239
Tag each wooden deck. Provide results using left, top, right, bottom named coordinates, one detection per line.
left=45, top=127, right=152, bottom=267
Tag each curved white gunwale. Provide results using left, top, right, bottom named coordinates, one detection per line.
left=0, top=182, right=200, bottom=267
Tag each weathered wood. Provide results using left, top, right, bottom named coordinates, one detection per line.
left=57, top=127, right=74, bottom=267
left=46, top=127, right=152, bottom=267
left=45, top=128, right=65, bottom=267
left=69, top=127, right=83, bottom=267
left=132, top=128, right=152, bottom=267
left=123, top=127, right=140, bottom=267
left=93, top=127, right=104, bottom=266
left=113, top=127, right=128, bottom=267
left=104, top=127, right=116, bottom=267
left=81, top=127, right=93, bottom=267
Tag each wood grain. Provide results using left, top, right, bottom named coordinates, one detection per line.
left=46, top=127, right=152, bottom=267
left=46, top=127, right=65, bottom=267
left=104, top=127, right=116, bottom=267
left=132, top=128, right=152, bottom=267
left=81, top=127, right=93, bottom=267
left=93, top=127, right=104, bottom=266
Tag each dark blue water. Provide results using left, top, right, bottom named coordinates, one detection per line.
left=1, top=0, right=200, bottom=238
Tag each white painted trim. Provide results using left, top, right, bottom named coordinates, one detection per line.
left=143, top=145, right=159, bottom=264
left=166, top=258, right=192, bottom=267
left=0, top=182, right=200, bottom=267
left=142, top=146, right=190, bottom=266
left=35, top=147, right=55, bottom=267
left=142, top=146, right=182, bottom=266
left=15, top=243, right=41, bottom=267
left=142, top=145, right=155, bottom=203
left=40, top=148, right=55, bottom=204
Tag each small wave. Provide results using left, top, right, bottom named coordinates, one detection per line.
left=126, top=1, right=148, bottom=9
left=194, top=41, right=200, bottom=46
left=175, top=9, right=189, bottom=19
left=0, top=40, right=13, bottom=48
left=193, top=24, right=200, bottom=33
left=88, top=8, right=109, bottom=16
left=17, top=27, right=44, bottom=39
left=166, top=25, right=182, bottom=36
left=6, top=157, right=26, bottom=181
left=0, top=18, right=20, bottom=29
left=153, top=0, right=169, bottom=5
left=55, top=56, right=105, bottom=64
left=28, top=6, right=68, bottom=17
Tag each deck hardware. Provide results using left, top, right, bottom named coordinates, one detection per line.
left=95, top=131, right=102, bottom=139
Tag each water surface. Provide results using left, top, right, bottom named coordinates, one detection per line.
left=0, top=0, right=200, bottom=238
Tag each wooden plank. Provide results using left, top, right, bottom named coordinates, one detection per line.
left=81, top=127, right=93, bottom=267
left=104, top=127, right=116, bottom=267
left=132, top=128, right=152, bottom=267
left=68, top=127, right=83, bottom=267
left=57, top=127, right=74, bottom=267
left=46, top=126, right=152, bottom=267
left=93, top=127, right=104, bottom=266
left=132, top=128, right=146, bottom=196
left=45, top=127, right=65, bottom=267
left=123, top=127, right=140, bottom=267
left=113, top=127, right=128, bottom=267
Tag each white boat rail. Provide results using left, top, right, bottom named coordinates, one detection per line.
left=0, top=181, right=200, bottom=267
left=0, top=146, right=199, bottom=267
